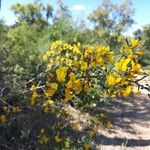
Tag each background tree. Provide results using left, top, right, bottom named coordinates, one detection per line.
left=88, top=0, right=134, bottom=49
left=11, top=2, right=53, bottom=29
left=138, top=25, right=150, bottom=66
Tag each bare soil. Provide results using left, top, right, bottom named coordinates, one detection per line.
left=95, top=75, right=150, bottom=150
left=96, top=93, right=150, bottom=150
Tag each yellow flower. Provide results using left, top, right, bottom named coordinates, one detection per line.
left=51, top=83, right=58, bottom=90
left=131, top=61, right=141, bottom=74
left=31, top=92, right=39, bottom=105
left=106, top=75, right=115, bottom=86
left=135, top=51, right=144, bottom=56
left=45, top=89, right=55, bottom=97
left=123, top=86, right=132, bottom=97
left=55, top=133, right=62, bottom=143
left=81, top=62, right=88, bottom=72
left=73, top=46, right=81, bottom=54
left=115, top=58, right=131, bottom=72
left=74, top=79, right=82, bottom=94
left=31, top=92, right=39, bottom=99
left=66, top=80, right=73, bottom=89
left=65, top=89, right=73, bottom=100
left=84, top=143, right=91, bottom=150
left=131, top=39, right=140, bottom=48
left=96, top=57, right=104, bottom=65
left=124, top=47, right=132, bottom=55
left=0, top=114, right=7, bottom=123
left=133, top=90, right=140, bottom=94
left=43, top=99, right=54, bottom=106
left=45, top=83, right=58, bottom=97
left=56, top=67, right=68, bottom=82
left=91, top=61, right=96, bottom=68
left=12, top=106, right=21, bottom=113
left=30, top=84, right=36, bottom=91
left=69, top=72, right=76, bottom=81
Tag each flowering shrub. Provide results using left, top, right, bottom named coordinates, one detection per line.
left=30, top=39, right=143, bottom=109
left=1, top=39, right=146, bottom=149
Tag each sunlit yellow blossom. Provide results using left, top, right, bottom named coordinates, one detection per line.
left=131, top=61, right=141, bottom=74
left=69, top=72, right=76, bottom=81
left=91, top=61, right=96, bottom=68
left=45, top=83, right=58, bottom=97
left=123, top=86, right=132, bottom=97
left=43, top=99, right=54, bottom=106
left=30, top=84, right=36, bottom=91
left=131, top=39, right=140, bottom=48
left=124, top=47, right=132, bottom=55
left=106, top=74, right=121, bottom=86
left=135, top=51, right=144, bottom=56
left=115, top=58, right=131, bottom=72
left=133, top=90, right=140, bottom=94
left=51, top=83, right=58, bottom=90
left=56, top=67, right=68, bottom=82
left=74, top=79, right=82, bottom=94
left=96, top=57, right=104, bottom=65
left=66, top=80, right=73, bottom=89
left=65, top=89, right=73, bottom=100
left=73, top=46, right=81, bottom=54
left=106, top=75, right=115, bottom=86
left=81, top=62, right=88, bottom=72
left=31, top=92, right=39, bottom=105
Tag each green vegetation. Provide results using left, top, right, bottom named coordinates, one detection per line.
left=0, top=0, right=149, bottom=149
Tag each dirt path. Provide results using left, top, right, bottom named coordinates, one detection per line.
left=95, top=93, right=150, bottom=150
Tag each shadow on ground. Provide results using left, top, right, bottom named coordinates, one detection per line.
left=91, top=93, right=150, bottom=148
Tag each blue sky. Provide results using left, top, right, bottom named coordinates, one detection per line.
left=0, top=0, right=150, bottom=35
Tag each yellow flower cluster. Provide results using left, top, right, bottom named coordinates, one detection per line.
left=107, top=39, right=143, bottom=97
left=31, top=39, right=143, bottom=111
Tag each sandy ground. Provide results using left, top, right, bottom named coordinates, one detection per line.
left=96, top=93, right=150, bottom=150
left=96, top=75, right=150, bottom=150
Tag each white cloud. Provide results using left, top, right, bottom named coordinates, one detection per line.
left=72, top=4, right=86, bottom=12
